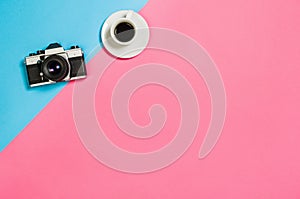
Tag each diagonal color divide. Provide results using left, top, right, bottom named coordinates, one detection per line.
left=0, top=0, right=148, bottom=151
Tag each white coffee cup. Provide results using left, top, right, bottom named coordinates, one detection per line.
left=110, top=11, right=136, bottom=46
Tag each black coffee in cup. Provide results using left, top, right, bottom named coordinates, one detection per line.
left=114, top=22, right=135, bottom=43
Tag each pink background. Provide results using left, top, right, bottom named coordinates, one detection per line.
left=1, top=0, right=300, bottom=198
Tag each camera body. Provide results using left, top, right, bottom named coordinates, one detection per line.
left=24, top=43, right=87, bottom=87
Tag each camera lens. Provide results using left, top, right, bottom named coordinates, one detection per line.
left=114, top=22, right=135, bottom=43
left=47, top=60, right=63, bottom=76
left=42, top=55, right=69, bottom=82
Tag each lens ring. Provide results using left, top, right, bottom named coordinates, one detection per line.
left=42, top=55, right=69, bottom=82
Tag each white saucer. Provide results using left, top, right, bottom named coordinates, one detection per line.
left=101, top=10, right=150, bottom=59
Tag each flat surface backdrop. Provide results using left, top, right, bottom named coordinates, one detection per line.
left=0, top=0, right=300, bottom=198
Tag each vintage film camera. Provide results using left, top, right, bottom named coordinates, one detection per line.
left=24, top=43, right=87, bottom=87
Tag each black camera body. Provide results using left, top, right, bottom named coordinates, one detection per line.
left=24, top=43, right=87, bottom=87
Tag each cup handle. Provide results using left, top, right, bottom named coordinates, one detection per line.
left=126, top=10, right=134, bottom=19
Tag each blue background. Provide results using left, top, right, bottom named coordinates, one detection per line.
left=0, top=0, right=148, bottom=151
